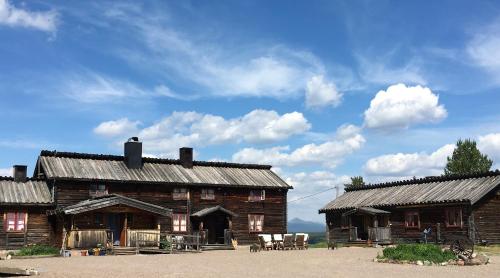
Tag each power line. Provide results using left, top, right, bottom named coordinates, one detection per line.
left=287, top=186, right=339, bottom=203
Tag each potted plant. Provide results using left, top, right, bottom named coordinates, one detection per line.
left=87, top=248, right=94, bottom=256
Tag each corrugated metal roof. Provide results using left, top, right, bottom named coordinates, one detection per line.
left=0, top=178, right=52, bottom=205
left=39, top=152, right=291, bottom=189
left=320, top=173, right=500, bottom=212
left=53, top=194, right=171, bottom=216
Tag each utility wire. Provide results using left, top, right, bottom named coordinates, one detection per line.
left=287, top=186, right=339, bottom=203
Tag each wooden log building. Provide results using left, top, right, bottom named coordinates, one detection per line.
left=320, top=172, right=500, bottom=245
left=0, top=138, right=292, bottom=250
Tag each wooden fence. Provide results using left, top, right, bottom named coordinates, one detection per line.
left=368, top=227, right=391, bottom=243
left=127, top=229, right=160, bottom=248
left=67, top=229, right=108, bottom=248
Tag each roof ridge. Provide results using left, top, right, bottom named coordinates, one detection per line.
left=345, top=170, right=500, bottom=192
left=40, top=150, right=272, bottom=170
left=0, top=176, right=46, bottom=182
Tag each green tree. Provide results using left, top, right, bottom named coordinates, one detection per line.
left=444, top=139, right=493, bottom=176
left=347, top=176, right=365, bottom=188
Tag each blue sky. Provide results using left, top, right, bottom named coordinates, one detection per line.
left=1, top=0, right=500, bottom=222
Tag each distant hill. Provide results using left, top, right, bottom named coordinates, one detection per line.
left=288, top=218, right=325, bottom=233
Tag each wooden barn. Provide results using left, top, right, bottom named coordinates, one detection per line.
left=1, top=138, right=292, bottom=251
left=320, top=172, right=500, bottom=245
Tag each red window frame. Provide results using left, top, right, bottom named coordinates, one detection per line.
left=173, top=188, right=188, bottom=200
left=405, top=211, right=420, bottom=229
left=249, top=190, right=265, bottom=202
left=172, top=213, right=187, bottom=233
left=248, top=214, right=264, bottom=233
left=4, top=212, right=26, bottom=232
left=445, top=208, right=462, bottom=228
left=201, top=189, right=215, bottom=200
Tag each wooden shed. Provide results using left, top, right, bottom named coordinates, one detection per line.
left=320, top=171, right=500, bottom=245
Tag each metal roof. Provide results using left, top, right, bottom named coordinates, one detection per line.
left=52, top=194, right=172, bottom=216
left=38, top=152, right=291, bottom=189
left=0, top=178, right=52, bottom=205
left=320, top=173, right=500, bottom=212
left=191, top=205, right=238, bottom=217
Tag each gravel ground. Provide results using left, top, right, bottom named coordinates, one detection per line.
left=1, top=247, right=498, bottom=278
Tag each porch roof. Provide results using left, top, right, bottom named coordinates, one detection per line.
left=50, top=194, right=172, bottom=216
left=342, top=207, right=391, bottom=216
left=191, top=205, right=237, bottom=217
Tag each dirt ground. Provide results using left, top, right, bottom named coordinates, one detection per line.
left=1, top=247, right=498, bottom=278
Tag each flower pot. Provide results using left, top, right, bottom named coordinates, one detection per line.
left=99, top=250, right=106, bottom=256
left=81, top=250, right=87, bottom=256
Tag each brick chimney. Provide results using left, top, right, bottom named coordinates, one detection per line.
left=179, top=147, right=193, bottom=168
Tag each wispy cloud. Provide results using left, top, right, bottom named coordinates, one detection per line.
left=0, top=0, right=58, bottom=33
left=466, top=19, right=500, bottom=84
left=357, top=55, right=426, bottom=86
left=0, top=167, right=12, bottom=177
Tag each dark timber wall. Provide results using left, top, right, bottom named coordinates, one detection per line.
left=54, top=181, right=287, bottom=245
left=326, top=204, right=472, bottom=244
left=473, top=188, right=500, bottom=244
left=0, top=207, right=53, bottom=249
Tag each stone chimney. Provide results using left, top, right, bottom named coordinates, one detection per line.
left=124, top=137, right=142, bottom=169
left=13, top=165, right=27, bottom=182
left=179, top=147, right=193, bottom=168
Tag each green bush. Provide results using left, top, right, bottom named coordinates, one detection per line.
left=381, top=244, right=456, bottom=263
left=17, top=244, right=60, bottom=256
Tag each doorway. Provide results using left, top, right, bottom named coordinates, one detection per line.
left=351, top=215, right=368, bottom=240
left=107, top=213, right=123, bottom=246
left=204, top=212, right=229, bottom=244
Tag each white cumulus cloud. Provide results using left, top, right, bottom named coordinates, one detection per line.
left=0, top=0, right=58, bottom=32
left=364, top=144, right=455, bottom=178
left=0, top=167, right=12, bottom=177
left=364, top=83, right=447, bottom=130
left=94, top=118, right=141, bottom=138
left=95, top=110, right=311, bottom=156
left=305, top=75, right=342, bottom=109
left=478, top=133, right=500, bottom=162
left=232, top=124, right=365, bottom=168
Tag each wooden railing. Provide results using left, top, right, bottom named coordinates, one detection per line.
left=368, top=227, right=391, bottom=242
left=127, top=229, right=160, bottom=248
left=67, top=229, right=109, bottom=248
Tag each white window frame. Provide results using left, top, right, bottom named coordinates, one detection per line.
left=172, top=213, right=187, bottom=232
left=173, top=188, right=188, bottom=200
left=249, top=190, right=265, bottom=202
left=201, top=188, right=215, bottom=200
left=248, top=214, right=264, bottom=233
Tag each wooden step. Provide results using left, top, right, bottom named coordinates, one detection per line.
left=113, top=247, right=138, bottom=255
left=201, top=244, right=234, bottom=251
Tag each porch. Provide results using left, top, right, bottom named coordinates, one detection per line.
left=343, top=207, right=392, bottom=244
left=191, top=205, right=237, bottom=250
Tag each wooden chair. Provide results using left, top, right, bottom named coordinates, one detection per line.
left=282, top=234, right=294, bottom=250
left=258, top=235, right=273, bottom=251
left=295, top=234, right=305, bottom=250
left=273, top=234, right=283, bottom=250
left=295, top=233, right=309, bottom=249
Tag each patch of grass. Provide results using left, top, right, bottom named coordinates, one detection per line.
left=475, top=244, right=500, bottom=256
left=16, top=245, right=60, bottom=256
left=309, top=241, right=328, bottom=248
left=380, top=244, right=455, bottom=263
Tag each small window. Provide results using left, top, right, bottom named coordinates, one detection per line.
left=405, top=211, right=420, bottom=229
left=172, top=214, right=187, bottom=232
left=248, top=214, right=264, bottom=232
left=4, top=212, right=26, bottom=232
left=173, top=188, right=188, bottom=200
left=249, top=190, right=265, bottom=202
left=445, top=208, right=462, bottom=228
left=90, top=184, right=108, bottom=197
left=201, top=189, right=215, bottom=200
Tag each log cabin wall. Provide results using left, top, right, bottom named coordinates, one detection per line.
left=54, top=181, right=288, bottom=244
left=472, top=188, right=500, bottom=244
left=325, top=205, right=471, bottom=244
left=0, top=207, right=53, bottom=249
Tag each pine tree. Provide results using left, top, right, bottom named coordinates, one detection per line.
left=444, top=139, right=493, bottom=176
left=347, top=176, right=365, bottom=188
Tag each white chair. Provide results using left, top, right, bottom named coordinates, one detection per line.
left=258, top=234, right=273, bottom=250
left=273, top=234, right=283, bottom=250
left=295, top=233, right=309, bottom=249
